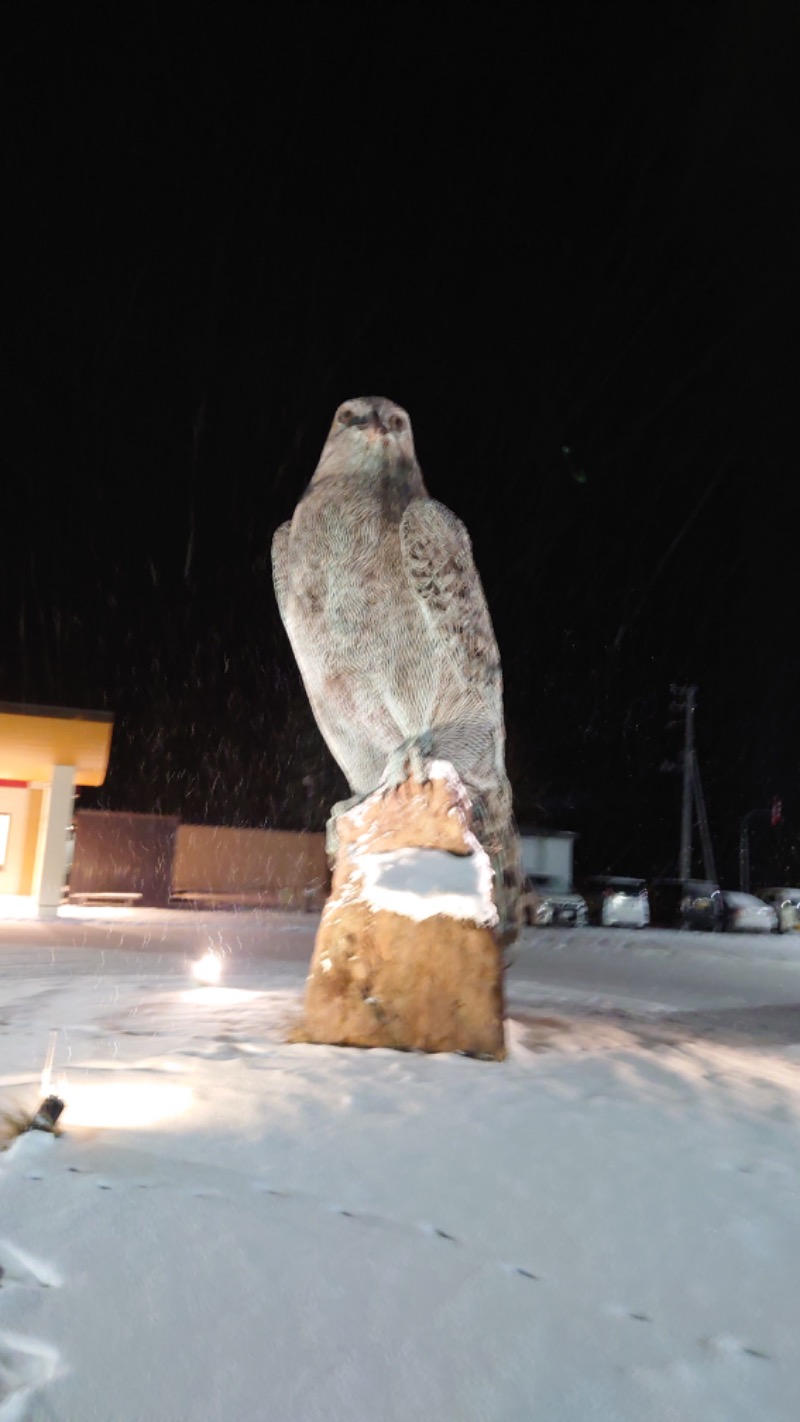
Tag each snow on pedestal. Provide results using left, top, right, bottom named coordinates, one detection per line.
left=302, top=762, right=506, bottom=1058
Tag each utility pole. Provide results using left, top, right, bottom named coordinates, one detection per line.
left=691, top=750, right=716, bottom=884
left=739, top=812, right=753, bottom=893
left=678, top=685, right=696, bottom=881
left=666, top=686, right=715, bottom=884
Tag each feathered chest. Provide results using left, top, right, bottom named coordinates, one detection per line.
left=274, top=481, right=503, bottom=721
left=286, top=486, right=418, bottom=642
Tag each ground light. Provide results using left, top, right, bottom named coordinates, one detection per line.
left=34, top=1030, right=193, bottom=1130
left=29, top=1095, right=65, bottom=1132
left=191, top=949, right=224, bottom=985
left=184, top=945, right=262, bottom=1005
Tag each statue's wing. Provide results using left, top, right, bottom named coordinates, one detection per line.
left=271, top=520, right=292, bottom=623
left=399, top=498, right=503, bottom=707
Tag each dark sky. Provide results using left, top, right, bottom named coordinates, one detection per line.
left=4, top=2, right=799, bottom=887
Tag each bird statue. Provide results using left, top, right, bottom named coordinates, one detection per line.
left=272, top=396, right=520, bottom=939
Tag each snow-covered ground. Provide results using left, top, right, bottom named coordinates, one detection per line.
left=1, top=908, right=799, bottom=1421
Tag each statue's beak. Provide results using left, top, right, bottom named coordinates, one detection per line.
left=366, top=410, right=388, bottom=436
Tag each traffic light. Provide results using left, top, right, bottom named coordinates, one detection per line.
left=771, top=798, right=782, bottom=828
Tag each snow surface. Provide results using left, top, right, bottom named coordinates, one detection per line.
left=335, top=759, right=497, bottom=925
left=354, top=845, right=497, bottom=925
left=1, top=908, right=799, bottom=1420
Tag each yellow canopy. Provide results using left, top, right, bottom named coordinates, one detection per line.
left=0, top=704, right=113, bottom=786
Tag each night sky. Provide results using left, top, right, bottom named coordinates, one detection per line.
left=4, top=2, right=799, bottom=889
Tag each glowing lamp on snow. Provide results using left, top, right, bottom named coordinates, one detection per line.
left=29, top=1094, right=65, bottom=1133
left=191, top=950, right=223, bottom=985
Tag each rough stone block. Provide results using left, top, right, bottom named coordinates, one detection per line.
left=302, top=763, right=505, bottom=1059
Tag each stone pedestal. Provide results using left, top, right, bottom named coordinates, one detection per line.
left=302, top=762, right=505, bottom=1059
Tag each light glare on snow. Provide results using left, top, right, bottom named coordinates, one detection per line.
left=191, top=950, right=223, bottom=985
left=60, top=1081, right=193, bottom=1128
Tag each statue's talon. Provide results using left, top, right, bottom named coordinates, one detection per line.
left=382, top=731, right=435, bottom=790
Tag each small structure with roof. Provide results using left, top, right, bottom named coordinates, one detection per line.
left=0, top=702, right=113, bottom=916
left=518, top=827, right=577, bottom=892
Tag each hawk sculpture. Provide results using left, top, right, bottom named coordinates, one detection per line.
left=272, top=396, right=520, bottom=935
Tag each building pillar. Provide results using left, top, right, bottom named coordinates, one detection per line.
left=34, top=765, right=75, bottom=913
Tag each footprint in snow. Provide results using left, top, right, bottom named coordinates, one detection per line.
left=500, top=1262, right=541, bottom=1281
left=701, top=1334, right=771, bottom=1361
left=0, top=1330, right=60, bottom=1416
left=418, top=1222, right=458, bottom=1242
left=605, top=1302, right=652, bottom=1324
left=0, top=1243, right=61, bottom=1291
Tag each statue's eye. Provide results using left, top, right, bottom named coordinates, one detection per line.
left=388, top=414, right=405, bottom=432
left=338, top=407, right=354, bottom=424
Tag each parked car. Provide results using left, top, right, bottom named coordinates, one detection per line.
left=758, top=888, right=800, bottom=933
left=720, top=891, right=778, bottom=934
left=518, top=874, right=588, bottom=928
left=649, top=878, right=724, bottom=932
left=584, top=876, right=650, bottom=928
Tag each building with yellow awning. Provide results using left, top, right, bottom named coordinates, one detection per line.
left=0, top=703, right=113, bottom=916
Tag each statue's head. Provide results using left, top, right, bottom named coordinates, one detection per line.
left=314, top=396, right=418, bottom=479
